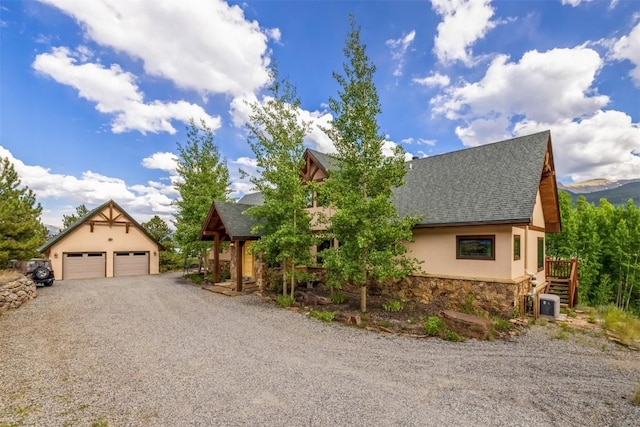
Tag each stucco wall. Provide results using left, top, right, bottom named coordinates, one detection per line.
left=44, top=207, right=159, bottom=279
left=407, top=225, right=515, bottom=281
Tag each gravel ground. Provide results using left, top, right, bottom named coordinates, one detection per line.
left=1, top=273, right=638, bottom=427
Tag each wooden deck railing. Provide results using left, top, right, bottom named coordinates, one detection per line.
left=545, top=257, right=579, bottom=308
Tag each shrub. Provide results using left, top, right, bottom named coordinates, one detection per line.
left=443, top=330, right=465, bottom=342
left=598, top=305, right=640, bottom=349
left=276, top=295, right=295, bottom=307
left=309, top=309, right=337, bottom=323
left=382, top=300, right=403, bottom=312
left=183, top=273, right=203, bottom=284
left=492, top=317, right=511, bottom=331
left=330, top=293, right=346, bottom=304
left=424, top=316, right=444, bottom=336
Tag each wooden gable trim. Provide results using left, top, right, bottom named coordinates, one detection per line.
left=538, top=137, right=561, bottom=233
left=199, top=202, right=231, bottom=242
left=300, top=149, right=329, bottom=184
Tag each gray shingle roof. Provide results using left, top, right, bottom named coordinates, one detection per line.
left=237, top=192, right=264, bottom=206
left=307, top=148, right=338, bottom=172
left=394, top=131, right=550, bottom=226
left=215, top=202, right=261, bottom=239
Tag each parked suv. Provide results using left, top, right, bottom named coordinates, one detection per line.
left=24, top=258, right=55, bottom=286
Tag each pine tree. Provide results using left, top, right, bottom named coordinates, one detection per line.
left=320, top=16, right=420, bottom=312
left=62, top=204, right=90, bottom=229
left=244, top=65, right=315, bottom=297
left=0, top=157, right=47, bottom=267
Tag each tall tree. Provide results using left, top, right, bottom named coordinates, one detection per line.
left=244, top=65, right=315, bottom=297
left=142, top=215, right=181, bottom=272
left=62, top=204, right=90, bottom=229
left=173, top=119, right=230, bottom=267
left=320, top=16, right=420, bottom=312
left=0, top=157, right=47, bottom=267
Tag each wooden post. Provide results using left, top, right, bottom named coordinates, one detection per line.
left=236, top=240, right=243, bottom=292
left=213, top=233, right=220, bottom=283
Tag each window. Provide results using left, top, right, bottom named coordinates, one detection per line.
left=456, top=235, right=495, bottom=260
left=537, top=237, right=545, bottom=271
left=513, top=235, right=521, bottom=260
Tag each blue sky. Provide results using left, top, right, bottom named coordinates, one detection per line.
left=1, top=0, right=639, bottom=227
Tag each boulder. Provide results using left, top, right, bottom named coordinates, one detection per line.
left=440, top=310, right=494, bottom=340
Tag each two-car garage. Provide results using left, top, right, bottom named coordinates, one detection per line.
left=62, top=251, right=150, bottom=280
left=39, top=201, right=161, bottom=281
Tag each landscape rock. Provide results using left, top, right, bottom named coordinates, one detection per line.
left=440, top=310, right=494, bottom=340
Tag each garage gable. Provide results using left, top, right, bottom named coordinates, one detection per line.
left=39, top=200, right=161, bottom=279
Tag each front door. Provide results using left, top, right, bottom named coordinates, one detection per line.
left=242, top=241, right=254, bottom=279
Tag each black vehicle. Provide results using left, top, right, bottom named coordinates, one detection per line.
left=24, top=258, right=55, bottom=286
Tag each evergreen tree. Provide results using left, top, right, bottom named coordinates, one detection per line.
left=0, top=157, right=47, bottom=267
left=142, top=215, right=181, bottom=272
left=62, top=204, right=90, bottom=229
left=244, top=65, right=315, bottom=297
left=320, top=16, right=420, bottom=312
left=173, top=119, right=230, bottom=268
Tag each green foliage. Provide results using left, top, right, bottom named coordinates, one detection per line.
left=330, top=293, right=346, bottom=304
left=276, top=294, right=295, bottom=307
left=547, top=192, right=640, bottom=312
left=492, top=317, right=511, bottom=331
left=443, top=330, right=466, bottom=342
left=382, top=299, right=403, bottom=312
left=0, top=157, right=48, bottom=267
left=142, top=215, right=181, bottom=272
left=320, top=15, right=420, bottom=312
left=244, top=65, right=315, bottom=298
left=173, top=118, right=230, bottom=264
left=61, top=204, right=90, bottom=229
left=424, top=316, right=444, bottom=336
left=461, top=292, right=476, bottom=314
left=309, top=309, right=338, bottom=323
left=184, top=273, right=204, bottom=284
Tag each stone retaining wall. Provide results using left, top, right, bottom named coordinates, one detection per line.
left=381, top=274, right=530, bottom=317
left=0, top=276, right=37, bottom=315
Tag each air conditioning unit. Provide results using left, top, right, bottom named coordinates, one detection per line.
left=539, top=294, right=560, bottom=319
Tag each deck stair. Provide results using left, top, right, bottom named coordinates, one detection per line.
left=545, top=257, right=579, bottom=308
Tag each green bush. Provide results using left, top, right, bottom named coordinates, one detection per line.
left=330, top=293, right=346, bottom=304
left=276, top=295, right=295, bottom=307
left=382, top=300, right=403, bottom=312
left=444, top=330, right=466, bottom=342
left=492, top=317, right=511, bottom=331
left=309, top=309, right=337, bottom=323
left=183, top=273, right=204, bottom=284
left=424, top=316, right=444, bottom=336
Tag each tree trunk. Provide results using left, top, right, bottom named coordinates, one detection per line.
left=360, top=284, right=367, bottom=313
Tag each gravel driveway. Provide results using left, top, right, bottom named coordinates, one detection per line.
left=1, top=273, right=638, bottom=426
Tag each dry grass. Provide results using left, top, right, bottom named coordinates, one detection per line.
left=598, top=305, right=640, bottom=349
left=0, top=270, right=23, bottom=285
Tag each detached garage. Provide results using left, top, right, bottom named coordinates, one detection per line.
left=39, top=200, right=161, bottom=280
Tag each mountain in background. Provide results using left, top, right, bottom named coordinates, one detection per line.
left=45, top=224, right=61, bottom=237
left=559, top=179, right=639, bottom=206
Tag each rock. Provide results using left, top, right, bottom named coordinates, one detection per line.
left=440, top=310, right=494, bottom=340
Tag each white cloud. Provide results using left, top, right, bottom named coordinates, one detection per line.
left=142, top=152, right=178, bottom=174
left=38, top=0, right=276, bottom=97
left=230, top=94, right=336, bottom=154
left=413, top=72, right=450, bottom=88
left=0, top=145, right=177, bottom=227
left=386, top=30, right=416, bottom=77
left=33, top=47, right=220, bottom=134
left=610, top=22, right=640, bottom=86
left=428, top=46, right=639, bottom=181
left=561, top=0, right=593, bottom=6
left=431, top=48, right=609, bottom=123
left=431, top=0, right=497, bottom=65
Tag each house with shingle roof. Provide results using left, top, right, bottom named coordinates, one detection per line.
left=200, top=130, right=561, bottom=313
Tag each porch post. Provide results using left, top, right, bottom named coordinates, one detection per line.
left=213, top=233, right=220, bottom=283
left=236, top=240, right=243, bottom=292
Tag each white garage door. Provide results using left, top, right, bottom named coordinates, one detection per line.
left=114, top=252, right=149, bottom=276
left=63, top=252, right=106, bottom=280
